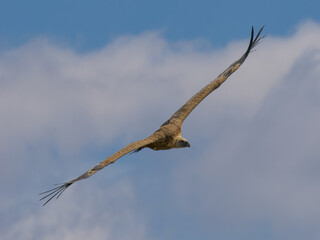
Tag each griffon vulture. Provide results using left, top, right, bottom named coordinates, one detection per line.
left=40, top=26, right=264, bottom=206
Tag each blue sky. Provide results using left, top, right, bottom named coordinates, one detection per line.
left=1, top=0, right=320, bottom=51
left=1, top=1, right=320, bottom=240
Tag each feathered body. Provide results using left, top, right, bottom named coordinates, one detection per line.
left=40, top=26, right=264, bottom=206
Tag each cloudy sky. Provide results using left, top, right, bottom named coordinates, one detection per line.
left=1, top=1, right=320, bottom=240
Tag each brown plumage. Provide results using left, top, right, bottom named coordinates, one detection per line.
left=40, top=26, right=264, bottom=206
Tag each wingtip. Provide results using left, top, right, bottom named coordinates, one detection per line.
left=256, top=25, right=265, bottom=39
left=230, top=25, right=264, bottom=67
left=39, top=182, right=73, bottom=206
left=246, top=25, right=265, bottom=55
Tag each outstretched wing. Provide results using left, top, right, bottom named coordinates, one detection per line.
left=162, top=26, right=264, bottom=126
left=40, top=136, right=157, bottom=206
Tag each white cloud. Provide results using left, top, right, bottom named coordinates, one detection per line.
left=1, top=22, right=320, bottom=239
left=4, top=179, right=146, bottom=240
left=172, top=22, right=320, bottom=239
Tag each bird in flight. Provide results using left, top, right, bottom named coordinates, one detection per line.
left=40, top=26, right=264, bottom=206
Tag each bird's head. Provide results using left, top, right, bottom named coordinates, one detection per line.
left=176, top=137, right=190, bottom=148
